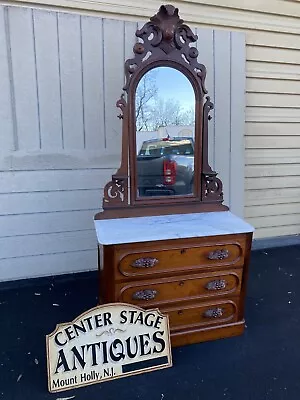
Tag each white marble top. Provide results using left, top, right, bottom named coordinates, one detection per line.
left=94, top=211, right=254, bottom=245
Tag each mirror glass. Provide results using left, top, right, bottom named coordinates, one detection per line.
left=135, top=66, right=195, bottom=198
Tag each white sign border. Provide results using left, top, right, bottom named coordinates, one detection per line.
left=46, top=303, right=173, bottom=393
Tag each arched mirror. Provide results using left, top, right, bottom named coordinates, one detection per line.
left=96, top=4, right=227, bottom=220
left=135, top=67, right=195, bottom=198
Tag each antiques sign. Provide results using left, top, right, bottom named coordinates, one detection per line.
left=46, top=303, right=172, bottom=392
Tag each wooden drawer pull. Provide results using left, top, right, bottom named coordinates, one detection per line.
left=132, top=289, right=158, bottom=301
left=205, top=279, right=227, bottom=291
left=203, top=307, right=224, bottom=318
left=131, top=257, right=159, bottom=268
left=207, top=249, right=229, bottom=260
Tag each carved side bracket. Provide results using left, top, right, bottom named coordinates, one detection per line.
left=102, top=177, right=128, bottom=209
left=102, top=95, right=129, bottom=209
left=201, top=96, right=224, bottom=203
left=116, top=94, right=126, bottom=120
left=203, top=172, right=223, bottom=202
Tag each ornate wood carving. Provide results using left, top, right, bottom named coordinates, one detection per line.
left=203, top=308, right=224, bottom=318
left=103, top=176, right=128, bottom=208
left=123, top=5, right=207, bottom=94
left=96, top=4, right=227, bottom=219
left=132, top=289, right=158, bottom=301
left=201, top=96, right=224, bottom=203
left=205, top=279, right=227, bottom=291
left=208, top=249, right=230, bottom=260
left=102, top=94, right=129, bottom=210
left=131, top=257, right=159, bottom=268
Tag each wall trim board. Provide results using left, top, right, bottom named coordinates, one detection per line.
left=2, top=1, right=300, bottom=34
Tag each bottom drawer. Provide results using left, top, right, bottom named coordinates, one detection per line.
left=161, top=298, right=239, bottom=331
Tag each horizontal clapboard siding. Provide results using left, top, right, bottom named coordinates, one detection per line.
left=11, top=0, right=300, bottom=33
left=246, top=188, right=300, bottom=206
left=245, top=32, right=300, bottom=237
left=0, top=210, right=97, bottom=237
left=6, top=1, right=300, bottom=242
left=0, top=190, right=102, bottom=215
left=0, top=169, right=114, bottom=193
left=4, top=0, right=300, bottom=274
left=0, top=251, right=97, bottom=281
left=0, top=230, right=97, bottom=259
left=0, top=6, right=131, bottom=281
left=0, top=6, right=245, bottom=281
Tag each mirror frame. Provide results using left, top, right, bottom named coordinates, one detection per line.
left=95, top=5, right=228, bottom=220
left=131, top=63, right=199, bottom=205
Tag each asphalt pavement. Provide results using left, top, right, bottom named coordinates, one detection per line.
left=1, top=244, right=300, bottom=400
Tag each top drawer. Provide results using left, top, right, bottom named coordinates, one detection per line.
left=116, top=238, right=245, bottom=280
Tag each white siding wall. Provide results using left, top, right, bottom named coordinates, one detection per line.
left=0, top=6, right=245, bottom=281
left=245, top=37, right=300, bottom=238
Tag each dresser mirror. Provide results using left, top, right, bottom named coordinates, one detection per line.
left=95, top=4, right=228, bottom=220
left=135, top=66, right=196, bottom=197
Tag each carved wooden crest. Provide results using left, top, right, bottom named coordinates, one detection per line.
left=96, top=4, right=227, bottom=220
left=123, top=5, right=207, bottom=94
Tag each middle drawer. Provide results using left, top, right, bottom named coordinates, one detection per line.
left=116, top=269, right=242, bottom=307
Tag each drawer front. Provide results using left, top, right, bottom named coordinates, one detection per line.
left=117, top=242, right=244, bottom=279
left=162, top=298, right=239, bottom=330
left=117, top=270, right=242, bottom=307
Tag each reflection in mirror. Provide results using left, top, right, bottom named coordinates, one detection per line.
left=135, top=67, right=195, bottom=198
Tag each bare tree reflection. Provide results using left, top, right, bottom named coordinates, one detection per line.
left=136, top=69, right=195, bottom=131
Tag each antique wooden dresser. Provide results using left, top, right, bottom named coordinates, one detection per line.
left=94, top=5, right=254, bottom=347
left=94, top=213, right=253, bottom=347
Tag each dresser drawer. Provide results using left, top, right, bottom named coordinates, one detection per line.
left=116, top=240, right=245, bottom=280
left=116, top=270, right=242, bottom=307
left=162, top=298, right=239, bottom=331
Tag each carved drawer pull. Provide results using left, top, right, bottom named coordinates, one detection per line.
left=207, top=249, right=229, bottom=260
left=132, top=289, right=158, bottom=301
left=203, top=307, right=224, bottom=318
left=131, top=257, right=159, bottom=268
left=205, top=279, right=227, bottom=291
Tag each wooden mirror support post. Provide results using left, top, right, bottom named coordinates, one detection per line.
left=94, top=4, right=254, bottom=347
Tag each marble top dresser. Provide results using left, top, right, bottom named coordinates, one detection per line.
left=94, top=212, right=254, bottom=347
